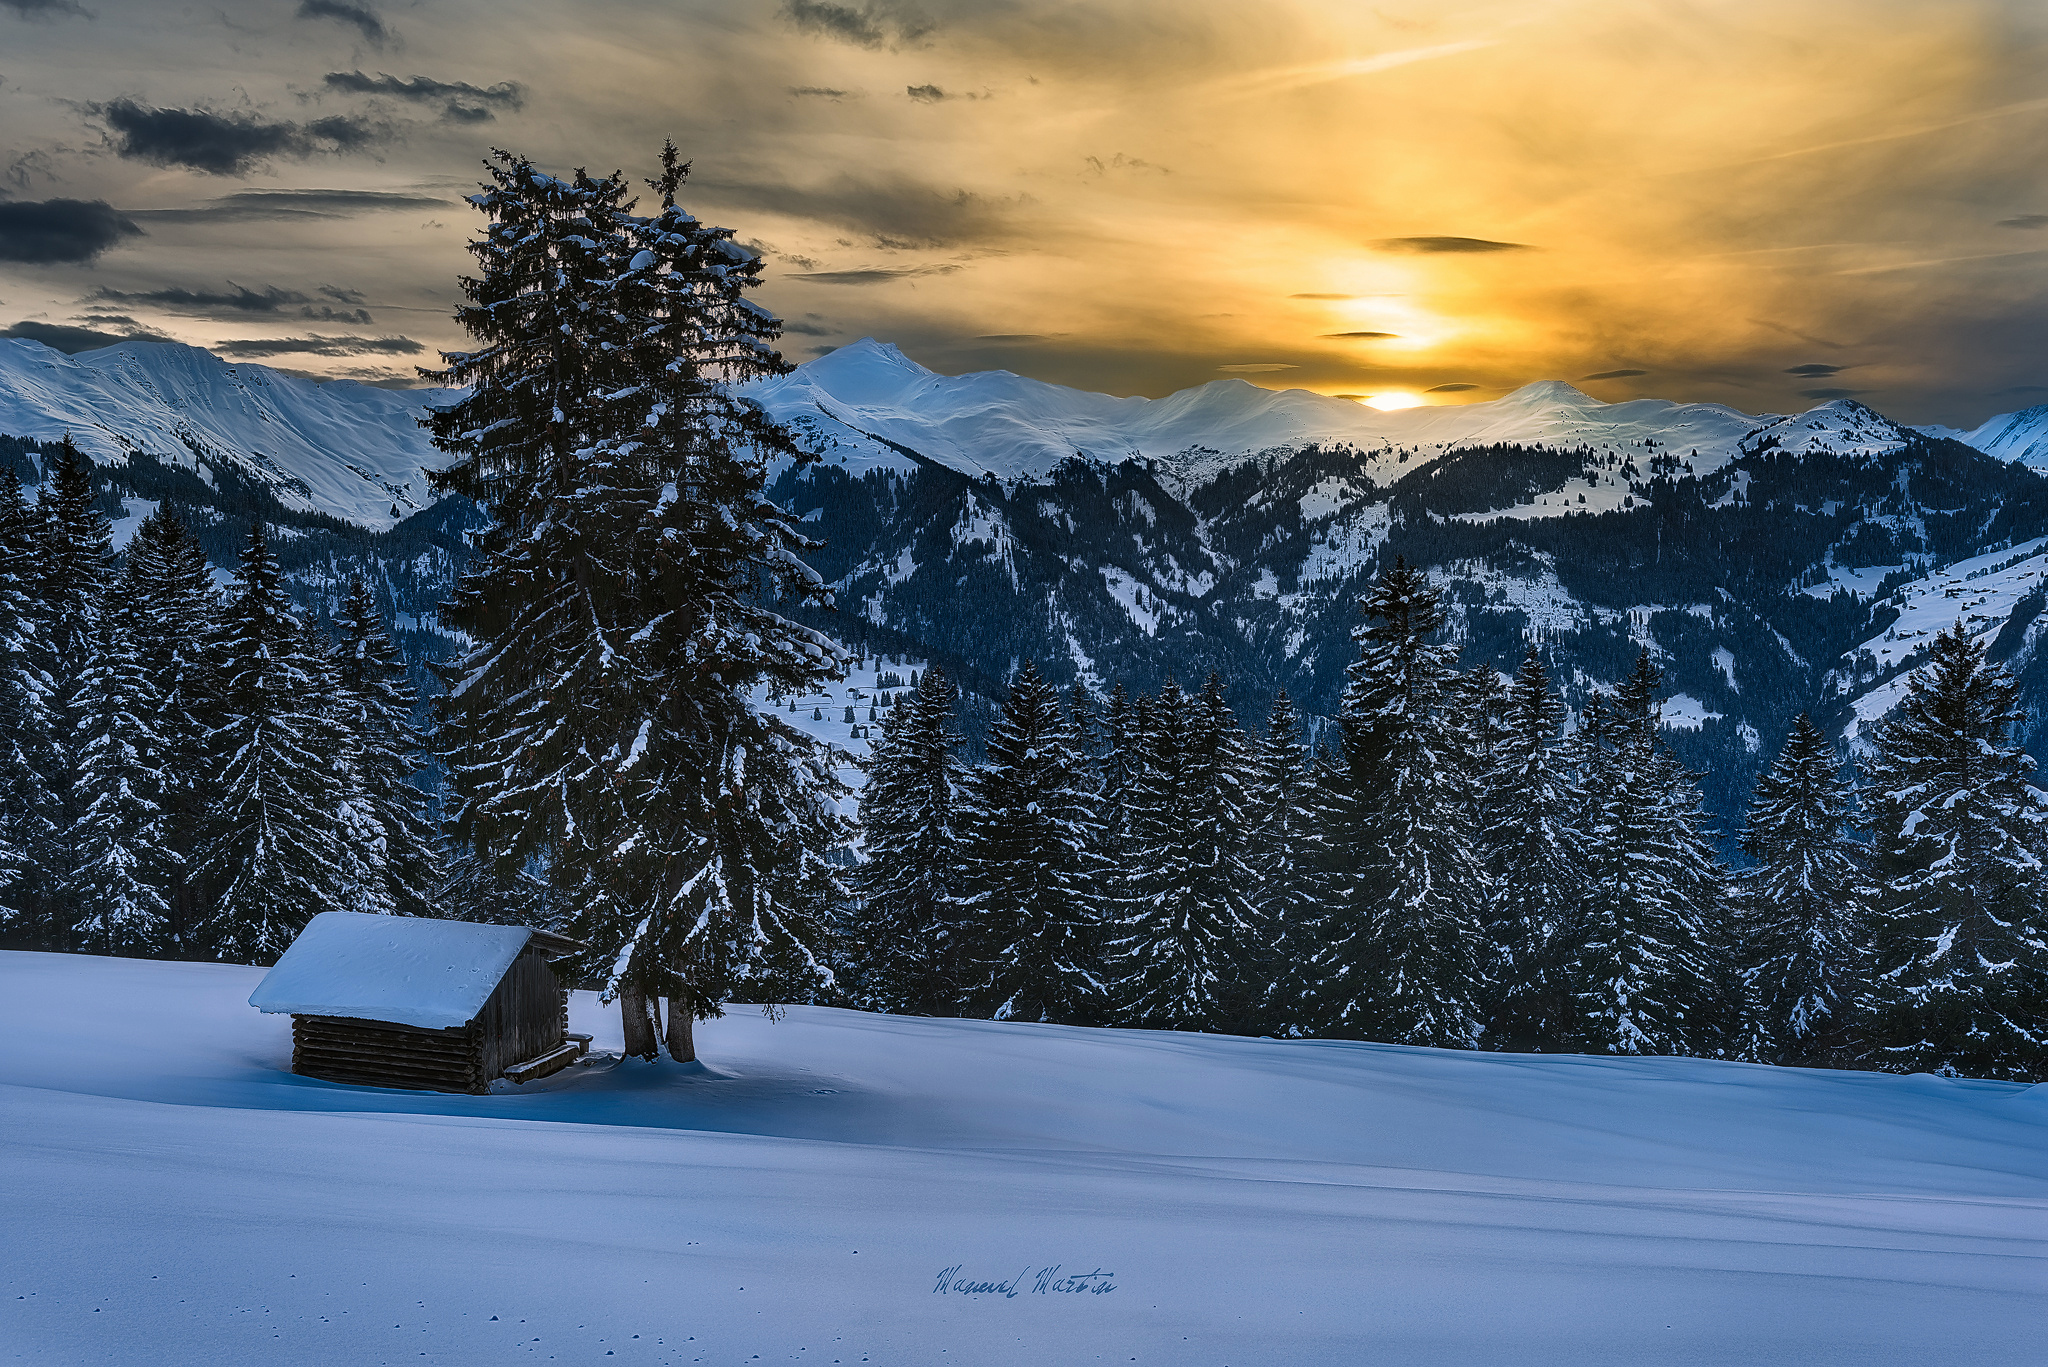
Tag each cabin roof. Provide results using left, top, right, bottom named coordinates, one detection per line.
left=248, top=912, right=583, bottom=1030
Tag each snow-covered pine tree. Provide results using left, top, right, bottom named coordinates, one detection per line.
left=1450, top=663, right=1511, bottom=832
left=1478, top=646, right=1585, bottom=1050
left=1244, top=688, right=1319, bottom=1030
left=427, top=146, right=847, bottom=1061
left=1860, top=623, right=2048, bottom=1080
left=1107, top=674, right=1259, bottom=1032
left=122, top=509, right=221, bottom=948
left=959, top=661, right=1106, bottom=1024
left=67, top=593, right=172, bottom=955
left=332, top=578, right=438, bottom=918
left=854, top=664, right=969, bottom=1015
left=1309, top=559, right=1487, bottom=1046
left=27, top=438, right=111, bottom=946
left=1565, top=652, right=1727, bottom=1056
left=1738, top=714, right=1872, bottom=1066
left=0, top=468, right=55, bottom=922
left=197, top=523, right=349, bottom=962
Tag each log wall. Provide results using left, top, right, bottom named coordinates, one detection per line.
left=291, top=1015, right=485, bottom=1094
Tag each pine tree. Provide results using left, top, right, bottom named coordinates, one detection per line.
left=0, top=469, right=54, bottom=923
left=1310, top=559, right=1487, bottom=1046
left=332, top=578, right=438, bottom=918
left=197, top=524, right=349, bottom=962
left=1244, top=688, right=1319, bottom=1029
left=67, top=596, right=172, bottom=955
left=1738, top=714, right=1871, bottom=1066
left=1478, top=647, right=1585, bottom=1050
left=123, top=509, right=221, bottom=948
left=959, top=661, right=1105, bottom=1024
left=1564, top=652, right=1726, bottom=1056
left=27, top=439, right=111, bottom=946
left=855, top=665, right=969, bottom=1015
left=1107, top=674, right=1259, bottom=1031
left=427, top=146, right=847, bottom=1060
left=1860, top=624, right=2048, bottom=1080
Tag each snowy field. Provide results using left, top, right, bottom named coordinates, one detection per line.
left=4, top=951, right=2046, bottom=1366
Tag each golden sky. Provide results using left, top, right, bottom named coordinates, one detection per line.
left=3, top=0, right=2047, bottom=423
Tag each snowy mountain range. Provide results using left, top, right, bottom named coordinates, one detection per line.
left=8, top=332, right=2048, bottom=819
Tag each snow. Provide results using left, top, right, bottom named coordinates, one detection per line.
left=749, top=340, right=1818, bottom=496
left=247, top=911, right=541, bottom=1030
left=1659, top=693, right=1722, bottom=730
left=1956, top=403, right=2048, bottom=469
left=6, top=949, right=2047, bottom=1365
left=107, top=496, right=159, bottom=552
left=0, top=338, right=461, bottom=529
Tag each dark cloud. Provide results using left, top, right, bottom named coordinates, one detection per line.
left=91, top=283, right=315, bottom=315
left=214, top=334, right=422, bottom=357
left=1290, top=292, right=1355, bottom=300
left=714, top=173, right=1017, bottom=247
left=95, top=99, right=391, bottom=176
left=1582, top=368, right=1647, bottom=379
left=126, top=189, right=451, bottom=224
left=1323, top=330, right=1398, bottom=339
left=787, top=87, right=857, bottom=100
left=3, top=320, right=173, bottom=352
left=323, top=71, right=523, bottom=123
left=1800, top=387, right=1866, bottom=400
left=0, top=198, right=142, bottom=264
left=1425, top=382, right=1479, bottom=392
left=778, top=0, right=933, bottom=49
left=1, top=0, right=91, bottom=17
left=1371, top=236, right=1533, bottom=253
left=778, top=319, right=837, bottom=336
left=1784, top=363, right=1844, bottom=376
left=974, top=333, right=1052, bottom=342
left=297, top=0, right=390, bottom=47
left=788, top=264, right=962, bottom=285
left=1997, top=214, right=2048, bottom=229
left=906, top=85, right=947, bottom=103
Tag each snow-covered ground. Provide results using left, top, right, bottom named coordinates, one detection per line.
left=4, top=950, right=2044, bottom=1365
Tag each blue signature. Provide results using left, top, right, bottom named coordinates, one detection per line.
left=932, top=1265, right=1118, bottom=1298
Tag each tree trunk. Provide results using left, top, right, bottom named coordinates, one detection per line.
left=665, top=987, right=696, bottom=1063
left=620, top=984, right=658, bottom=1059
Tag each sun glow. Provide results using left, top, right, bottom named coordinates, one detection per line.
left=1363, top=391, right=1425, bottom=411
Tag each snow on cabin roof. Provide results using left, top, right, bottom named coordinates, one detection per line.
left=248, top=912, right=575, bottom=1030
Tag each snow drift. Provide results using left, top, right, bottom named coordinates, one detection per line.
left=3, top=950, right=2044, bottom=1365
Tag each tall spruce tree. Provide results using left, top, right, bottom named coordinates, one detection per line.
left=197, top=524, right=349, bottom=962
left=67, top=597, right=172, bottom=955
left=0, top=469, right=53, bottom=921
left=1860, top=624, right=2048, bottom=1080
left=123, top=509, right=221, bottom=948
left=1565, top=652, right=1727, bottom=1056
left=1107, top=674, right=1259, bottom=1032
left=1310, top=559, right=1487, bottom=1046
left=959, top=661, right=1105, bottom=1024
left=332, top=578, right=438, bottom=918
left=1739, top=714, right=1871, bottom=1066
left=1244, top=688, right=1319, bottom=1029
left=1479, top=647, right=1585, bottom=1050
left=855, top=665, right=969, bottom=1015
left=29, top=439, right=111, bottom=945
left=427, top=146, right=847, bottom=1061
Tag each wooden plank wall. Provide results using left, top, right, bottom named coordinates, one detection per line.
left=475, top=947, right=569, bottom=1082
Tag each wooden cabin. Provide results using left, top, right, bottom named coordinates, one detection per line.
left=248, top=911, right=591, bottom=1095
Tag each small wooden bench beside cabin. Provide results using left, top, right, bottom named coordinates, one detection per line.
left=248, top=911, right=593, bottom=1094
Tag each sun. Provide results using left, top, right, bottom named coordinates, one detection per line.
left=1362, top=391, right=1424, bottom=411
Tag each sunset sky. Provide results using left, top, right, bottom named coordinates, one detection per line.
left=3, top=0, right=2047, bottom=424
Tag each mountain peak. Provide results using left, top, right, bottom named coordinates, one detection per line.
left=1499, top=379, right=1604, bottom=409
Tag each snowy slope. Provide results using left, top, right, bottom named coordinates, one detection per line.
left=0, top=338, right=461, bottom=527
left=5, top=950, right=2045, bottom=1366
left=1958, top=404, right=2048, bottom=469
left=749, top=339, right=1932, bottom=500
